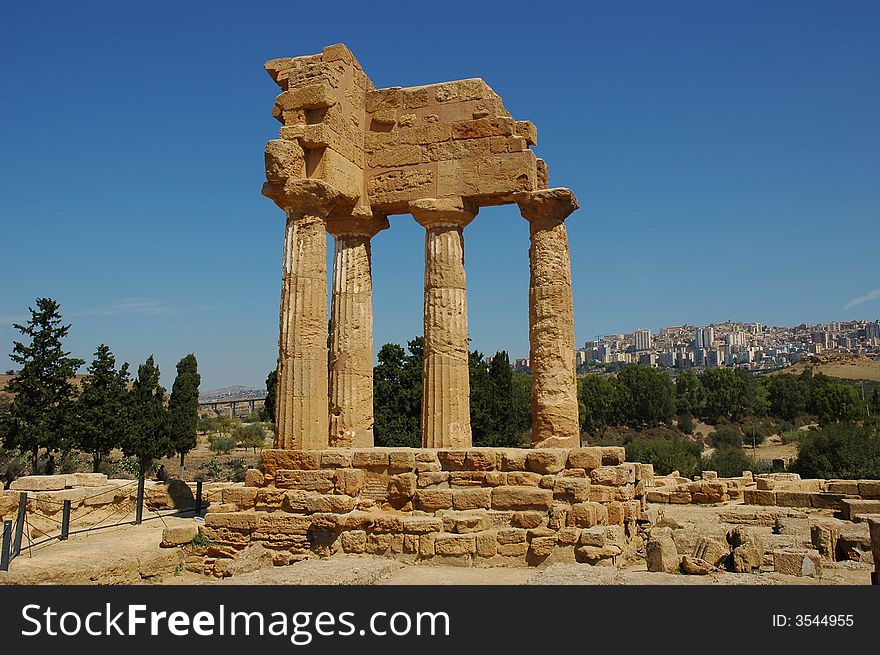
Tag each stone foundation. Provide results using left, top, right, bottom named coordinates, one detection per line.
left=195, top=447, right=654, bottom=572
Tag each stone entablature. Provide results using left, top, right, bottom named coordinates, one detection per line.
left=262, top=44, right=581, bottom=451
left=195, top=447, right=654, bottom=571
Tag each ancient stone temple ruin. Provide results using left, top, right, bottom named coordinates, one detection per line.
left=192, top=44, right=654, bottom=571
left=261, top=43, right=580, bottom=452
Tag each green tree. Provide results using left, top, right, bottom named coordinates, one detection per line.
left=234, top=422, right=266, bottom=453
left=700, top=368, right=756, bottom=422
left=872, top=387, right=880, bottom=416
left=766, top=374, right=809, bottom=421
left=72, top=345, right=130, bottom=472
left=264, top=368, right=277, bottom=422
left=169, top=353, right=200, bottom=473
left=675, top=370, right=706, bottom=417
left=581, top=374, right=623, bottom=434
left=374, top=338, right=423, bottom=447
left=617, top=366, right=675, bottom=427
left=470, top=350, right=520, bottom=447
left=487, top=351, right=515, bottom=440
left=793, top=419, right=880, bottom=479
left=123, top=356, right=173, bottom=476
left=1, top=298, right=84, bottom=470
left=809, top=382, right=861, bottom=425
left=511, top=372, right=532, bottom=436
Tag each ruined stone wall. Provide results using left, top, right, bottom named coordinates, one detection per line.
left=197, top=447, right=654, bottom=570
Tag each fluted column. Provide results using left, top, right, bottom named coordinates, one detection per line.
left=326, top=214, right=389, bottom=447
left=264, top=176, right=348, bottom=450
left=515, top=188, right=580, bottom=448
left=409, top=198, right=477, bottom=448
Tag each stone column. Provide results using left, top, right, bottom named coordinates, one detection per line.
left=409, top=198, right=477, bottom=448
left=326, top=214, right=389, bottom=448
left=267, top=179, right=347, bottom=450
left=515, top=188, right=580, bottom=448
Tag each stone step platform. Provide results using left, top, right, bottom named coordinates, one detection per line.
left=189, top=446, right=655, bottom=573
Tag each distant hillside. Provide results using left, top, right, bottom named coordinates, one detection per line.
left=778, top=354, right=880, bottom=382
left=199, top=385, right=266, bottom=402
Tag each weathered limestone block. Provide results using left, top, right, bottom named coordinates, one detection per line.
left=340, top=530, right=367, bottom=554
left=507, top=471, right=543, bottom=487
left=525, top=449, right=568, bottom=474
left=858, top=481, right=880, bottom=498
left=410, top=198, right=477, bottom=448
left=497, top=528, right=527, bottom=544
left=449, top=471, right=487, bottom=487
left=161, top=524, right=198, bottom=548
left=245, top=469, right=265, bottom=487
left=514, top=188, right=580, bottom=449
left=568, top=502, right=608, bottom=528
left=511, top=511, right=546, bottom=529
left=693, top=536, right=730, bottom=568
left=418, top=471, right=450, bottom=488
left=841, top=499, right=880, bottom=521
left=388, top=450, right=416, bottom=471
left=552, top=477, right=591, bottom=502
left=646, top=535, right=679, bottom=573
left=10, top=476, right=67, bottom=492
left=868, top=517, right=880, bottom=578
left=335, top=468, right=367, bottom=496
left=590, top=466, right=631, bottom=486
left=414, top=489, right=454, bottom=511
left=452, top=487, right=491, bottom=510
left=728, top=527, right=764, bottom=573
left=275, top=469, right=337, bottom=492
left=498, top=449, right=528, bottom=471
left=464, top=449, right=496, bottom=470
left=810, top=522, right=840, bottom=560
left=773, top=549, right=822, bottom=578
left=491, top=486, right=553, bottom=511
left=222, top=487, right=258, bottom=510
left=388, top=472, right=417, bottom=504
left=775, top=491, right=813, bottom=508
left=434, top=533, right=476, bottom=556
left=442, top=511, right=492, bottom=534
left=352, top=449, right=390, bottom=468
left=680, top=556, right=714, bottom=575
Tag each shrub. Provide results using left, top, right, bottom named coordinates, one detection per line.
left=780, top=430, right=805, bottom=445
left=677, top=413, right=695, bottom=436
left=624, top=438, right=702, bottom=478
left=710, top=426, right=743, bottom=449
left=225, top=457, right=248, bottom=482
left=700, top=446, right=770, bottom=477
left=792, top=419, right=880, bottom=480
left=208, top=434, right=236, bottom=455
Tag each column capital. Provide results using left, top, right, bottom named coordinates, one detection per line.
left=326, top=211, right=390, bottom=238
left=514, top=187, right=579, bottom=224
left=409, top=197, right=478, bottom=230
left=262, top=178, right=356, bottom=217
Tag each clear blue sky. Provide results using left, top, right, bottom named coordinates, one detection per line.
left=1, top=1, right=878, bottom=391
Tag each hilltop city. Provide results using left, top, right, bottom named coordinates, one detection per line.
left=511, top=319, right=880, bottom=373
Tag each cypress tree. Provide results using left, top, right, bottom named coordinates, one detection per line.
left=124, top=356, right=172, bottom=477
left=264, top=368, right=278, bottom=422
left=73, top=345, right=130, bottom=472
left=169, top=353, right=200, bottom=473
left=2, top=298, right=83, bottom=471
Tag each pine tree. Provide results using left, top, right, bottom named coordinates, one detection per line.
left=124, top=356, right=172, bottom=476
left=73, top=345, right=130, bottom=472
left=872, top=387, right=880, bottom=416
left=264, top=368, right=278, bottom=422
left=169, top=353, right=200, bottom=473
left=2, top=298, right=84, bottom=471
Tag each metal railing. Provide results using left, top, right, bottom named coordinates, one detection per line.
left=0, top=479, right=204, bottom=571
